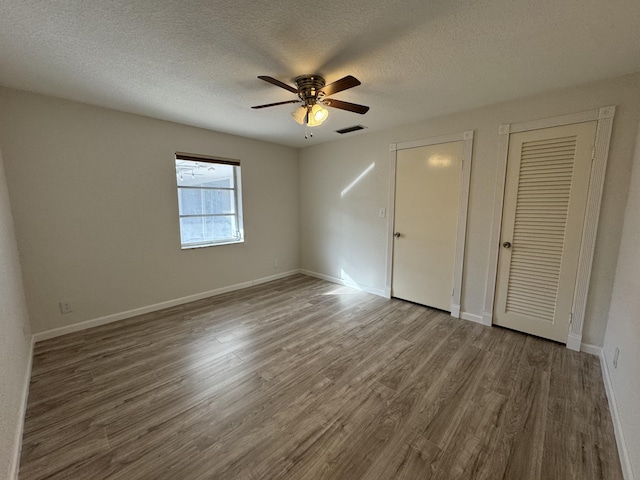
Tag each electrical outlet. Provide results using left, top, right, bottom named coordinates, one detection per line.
left=59, top=301, right=73, bottom=314
left=273, top=258, right=279, bottom=268
left=613, top=347, right=620, bottom=368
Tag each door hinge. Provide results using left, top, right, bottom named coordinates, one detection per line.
left=569, top=312, right=573, bottom=326
left=591, top=147, right=595, bottom=161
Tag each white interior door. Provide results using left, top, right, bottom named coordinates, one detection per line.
left=392, top=141, right=463, bottom=311
left=493, top=121, right=597, bottom=342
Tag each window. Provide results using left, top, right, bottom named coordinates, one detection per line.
left=175, top=152, right=244, bottom=248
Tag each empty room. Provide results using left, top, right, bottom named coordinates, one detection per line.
left=1, top=0, right=639, bottom=479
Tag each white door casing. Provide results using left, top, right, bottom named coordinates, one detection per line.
left=385, top=131, right=474, bottom=317
left=483, top=107, right=616, bottom=350
left=493, top=122, right=597, bottom=342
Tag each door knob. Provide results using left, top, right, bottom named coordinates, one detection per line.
left=502, top=241, right=512, bottom=249
left=394, top=232, right=401, bottom=238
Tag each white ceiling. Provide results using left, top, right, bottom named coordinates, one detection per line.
left=1, top=0, right=639, bottom=148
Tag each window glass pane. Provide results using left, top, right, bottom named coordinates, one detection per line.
left=179, top=217, right=207, bottom=245
left=177, top=188, right=201, bottom=215
left=205, top=189, right=235, bottom=214
left=179, top=216, right=238, bottom=245
left=178, top=188, right=235, bottom=215
left=204, top=215, right=237, bottom=240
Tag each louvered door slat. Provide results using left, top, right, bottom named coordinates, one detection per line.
left=504, top=134, right=577, bottom=321
left=509, top=272, right=560, bottom=286
left=520, top=135, right=576, bottom=146
left=508, top=262, right=563, bottom=276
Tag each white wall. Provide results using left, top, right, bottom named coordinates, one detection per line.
left=602, top=122, right=640, bottom=478
left=299, top=73, right=640, bottom=346
left=0, top=88, right=300, bottom=334
left=0, top=144, right=32, bottom=479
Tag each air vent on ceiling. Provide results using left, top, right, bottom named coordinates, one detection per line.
left=335, top=125, right=367, bottom=135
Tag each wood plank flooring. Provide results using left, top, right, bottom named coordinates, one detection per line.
left=19, top=274, right=623, bottom=479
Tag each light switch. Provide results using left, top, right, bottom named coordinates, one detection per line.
left=378, top=207, right=386, bottom=218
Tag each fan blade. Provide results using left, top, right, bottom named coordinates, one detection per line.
left=251, top=100, right=301, bottom=109
left=320, top=75, right=361, bottom=96
left=257, top=76, right=299, bottom=94
left=323, top=99, right=369, bottom=114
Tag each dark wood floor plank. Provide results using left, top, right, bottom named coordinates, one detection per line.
left=378, top=312, right=453, bottom=392
left=500, top=364, right=550, bottom=480
left=19, top=274, right=622, bottom=480
left=541, top=418, right=624, bottom=480
left=365, top=430, right=442, bottom=480
left=479, top=329, right=527, bottom=397
left=431, top=386, right=509, bottom=480
left=417, top=346, right=491, bottom=448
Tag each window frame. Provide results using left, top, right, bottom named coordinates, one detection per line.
left=175, top=152, right=244, bottom=249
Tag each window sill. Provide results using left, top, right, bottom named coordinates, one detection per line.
left=181, top=239, right=244, bottom=250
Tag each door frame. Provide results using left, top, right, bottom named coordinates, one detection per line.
left=482, top=106, right=616, bottom=350
left=385, top=130, right=474, bottom=317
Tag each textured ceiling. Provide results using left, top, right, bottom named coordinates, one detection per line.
left=1, top=0, right=639, bottom=148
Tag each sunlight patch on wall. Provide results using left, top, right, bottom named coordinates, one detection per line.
left=341, top=163, right=375, bottom=197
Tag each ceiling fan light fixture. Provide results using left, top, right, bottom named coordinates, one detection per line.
left=255, top=75, right=369, bottom=130
left=291, top=106, right=307, bottom=125
left=307, top=104, right=328, bottom=126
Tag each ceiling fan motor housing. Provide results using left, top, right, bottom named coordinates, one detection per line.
left=295, top=75, right=326, bottom=106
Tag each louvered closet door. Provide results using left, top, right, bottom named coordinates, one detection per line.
left=494, top=121, right=597, bottom=342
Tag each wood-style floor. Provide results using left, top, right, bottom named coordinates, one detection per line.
left=20, top=274, right=622, bottom=480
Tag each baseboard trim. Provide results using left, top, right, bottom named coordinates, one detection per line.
left=32, top=270, right=301, bottom=342
left=299, top=270, right=386, bottom=297
left=579, top=343, right=602, bottom=356
left=461, top=312, right=490, bottom=326
left=599, top=349, right=634, bottom=480
left=10, top=335, right=34, bottom=479
left=566, top=332, right=582, bottom=352
left=450, top=304, right=461, bottom=318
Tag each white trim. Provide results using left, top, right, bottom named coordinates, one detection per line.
left=569, top=107, right=616, bottom=343
left=461, top=311, right=488, bottom=325
left=395, top=131, right=469, bottom=151
left=452, top=131, right=474, bottom=316
left=33, top=270, right=300, bottom=342
left=299, top=269, right=386, bottom=297
left=482, top=107, right=616, bottom=346
left=509, top=108, right=601, bottom=134
left=566, top=333, right=582, bottom=352
left=600, top=349, right=634, bottom=480
left=384, top=147, right=398, bottom=299
left=579, top=342, right=602, bottom=356
left=385, top=130, right=474, bottom=317
left=483, top=124, right=511, bottom=327
left=10, top=335, right=34, bottom=480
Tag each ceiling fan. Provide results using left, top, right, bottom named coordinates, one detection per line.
left=251, top=74, right=369, bottom=127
